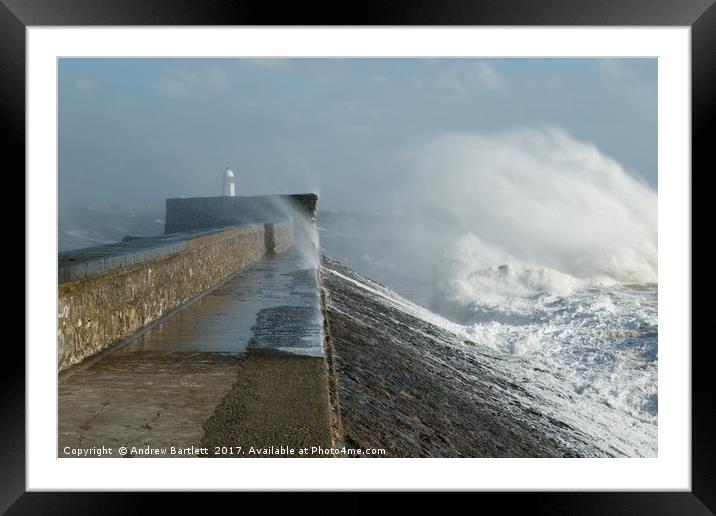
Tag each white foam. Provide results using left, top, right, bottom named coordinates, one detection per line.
left=323, top=258, right=657, bottom=456
left=391, top=127, right=657, bottom=285
left=455, top=281, right=658, bottom=425
left=383, top=128, right=659, bottom=425
left=321, top=126, right=659, bottom=443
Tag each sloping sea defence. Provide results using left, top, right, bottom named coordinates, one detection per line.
left=321, top=256, right=657, bottom=458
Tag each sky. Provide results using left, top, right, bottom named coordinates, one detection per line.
left=58, top=58, right=657, bottom=212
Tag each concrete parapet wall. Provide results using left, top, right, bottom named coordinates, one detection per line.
left=164, top=193, right=318, bottom=234
left=58, top=222, right=293, bottom=371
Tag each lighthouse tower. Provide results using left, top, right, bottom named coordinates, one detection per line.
left=223, top=167, right=236, bottom=197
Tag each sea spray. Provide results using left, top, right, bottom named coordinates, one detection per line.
left=320, top=126, right=658, bottom=427
left=266, top=195, right=321, bottom=269
left=390, top=126, right=657, bottom=286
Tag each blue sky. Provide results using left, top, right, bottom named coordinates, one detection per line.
left=58, top=58, right=657, bottom=211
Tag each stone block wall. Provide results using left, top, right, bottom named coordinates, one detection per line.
left=58, top=223, right=293, bottom=371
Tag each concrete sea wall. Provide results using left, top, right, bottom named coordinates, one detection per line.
left=320, top=256, right=656, bottom=457
left=164, top=194, right=318, bottom=234
left=58, top=221, right=293, bottom=371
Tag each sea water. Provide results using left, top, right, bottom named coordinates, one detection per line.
left=319, top=127, right=658, bottom=438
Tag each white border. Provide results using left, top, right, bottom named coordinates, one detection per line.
left=27, top=27, right=691, bottom=491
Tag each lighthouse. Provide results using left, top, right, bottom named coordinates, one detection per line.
left=223, top=167, right=236, bottom=197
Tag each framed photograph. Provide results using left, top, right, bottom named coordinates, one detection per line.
left=8, top=0, right=709, bottom=512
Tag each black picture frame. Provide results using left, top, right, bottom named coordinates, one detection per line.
left=5, top=0, right=709, bottom=513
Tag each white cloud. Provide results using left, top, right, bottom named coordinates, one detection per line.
left=437, top=75, right=466, bottom=93
left=150, top=67, right=229, bottom=98
left=204, top=67, right=229, bottom=89
left=473, top=62, right=503, bottom=90
left=72, top=77, right=98, bottom=94
left=242, top=58, right=290, bottom=70
left=437, top=61, right=504, bottom=93
left=598, top=59, right=630, bottom=80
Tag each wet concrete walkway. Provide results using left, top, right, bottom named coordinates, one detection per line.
left=59, top=238, right=333, bottom=458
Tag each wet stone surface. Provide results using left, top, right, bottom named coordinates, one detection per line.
left=57, top=225, right=271, bottom=370
left=58, top=239, right=328, bottom=457
left=58, top=352, right=241, bottom=457
left=200, top=354, right=333, bottom=457
left=111, top=244, right=323, bottom=357
left=249, top=305, right=323, bottom=356
left=321, top=255, right=657, bottom=458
